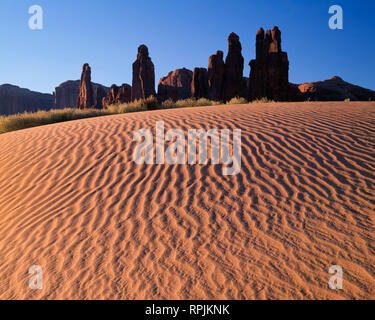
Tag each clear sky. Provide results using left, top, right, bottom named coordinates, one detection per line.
left=0, top=0, right=374, bottom=93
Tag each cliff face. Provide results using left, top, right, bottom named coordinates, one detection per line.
left=53, top=80, right=80, bottom=108
left=53, top=80, right=109, bottom=108
left=0, top=84, right=53, bottom=115
left=158, top=68, right=193, bottom=102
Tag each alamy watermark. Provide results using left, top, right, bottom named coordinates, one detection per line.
left=329, top=5, right=343, bottom=30
left=28, top=265, right=43, bottom=290
left=28, top=5, right=43, bottom=30
left=132, top=121, right=241, bottom=175
left=328, top=265, right=343, bottom=290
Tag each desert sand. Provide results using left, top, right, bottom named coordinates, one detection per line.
left=0, top=102, right=374, bottom=300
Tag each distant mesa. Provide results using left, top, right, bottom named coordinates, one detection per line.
left=0, top=84, right=53, bottom=116
left=53, top=80, right=109, bottom=109
left=294, top=76, right=375, bottom=101
left=54, top=80, right=80, bottom=108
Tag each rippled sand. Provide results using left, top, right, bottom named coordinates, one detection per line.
left=0, top=102, right=374, bottom=299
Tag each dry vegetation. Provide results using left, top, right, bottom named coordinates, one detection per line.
left=0, top=96, right=275, bottom=134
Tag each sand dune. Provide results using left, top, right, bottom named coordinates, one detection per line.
left=0, top=102, right=374, bottom=299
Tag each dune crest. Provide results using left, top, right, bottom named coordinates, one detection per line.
left=0, top=102, right=374, bottom=299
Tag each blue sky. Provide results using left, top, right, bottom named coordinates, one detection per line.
left=0, top=0, right=374, bottom=93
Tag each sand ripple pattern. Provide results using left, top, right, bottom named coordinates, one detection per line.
left=0, top=102, right=374, bottom=299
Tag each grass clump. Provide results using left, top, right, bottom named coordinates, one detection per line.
left=141, top=95, right=159, bottom=110
left=162, top=98, right=221, bottom=109
left=160, top=98, right=177, bottom=109
left=227, top=97, right=248, bottom=105
left=226, top=96, right=276, bottom=104
left=251, top=97, right=275, bottom=103
left=108, top=95, right=159, bottom=113
left=107, top=103, right=146, bottom=114
left=194, top=98, right=221, bottom=107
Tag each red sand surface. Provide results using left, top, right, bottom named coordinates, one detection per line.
left=0, top=102, right=374, bottom=299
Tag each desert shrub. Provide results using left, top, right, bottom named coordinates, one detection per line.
left=107, top=96, right=159, bottom=113
left=108, top=102, right=148, bottom=114
left=175, top=98, right=197, bottom=108
left=142, top=95, right=160, bottom=110
left=251, top=97, right=275, bottom=103
left=195, top=98, right=221, bottom=106
left=227, top=97, right=248, bottom=105
left=161, top=98, right=177, bottom=109
left=161, top=97, right=221, bottom=109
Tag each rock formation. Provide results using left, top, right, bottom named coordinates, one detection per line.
left=77, top=63, right=94, bottom=109
left=248, top=26, right=289, bottom=101
left=223, top=33, right=244, bottom=101
left=53, top=81, right=80, bottom=108
left=207, top=51, right=225, bottom=101
left=117, top=84, right=132, bottom=104
left=102, top=85, right=118, bottom=109
left=102, top=83, right=132, bottom=109
left=191, top=68, right=208, bottom=99
left=0, top=84, right=53, bottom=116
left=54, top=81, right=109, bottom=108
left=295, top=76, right=375, bottom=101
left=132, top=45, right=155, bottom=101
left=94, top=86, right=107, bottom=109
left=287, top=83, right=303, bottom=102
left=158, top=68, right=193, bottom=101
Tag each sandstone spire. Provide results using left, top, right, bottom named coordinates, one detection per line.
left=77, top=63, right=94, bottom=109
left=223, top=33, right=244, bottom=101
left=208, top=50, right=225, bottom=101
left=131, top=45, right=155, bottom=101
left=248, top=26, right=289, bottom=101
